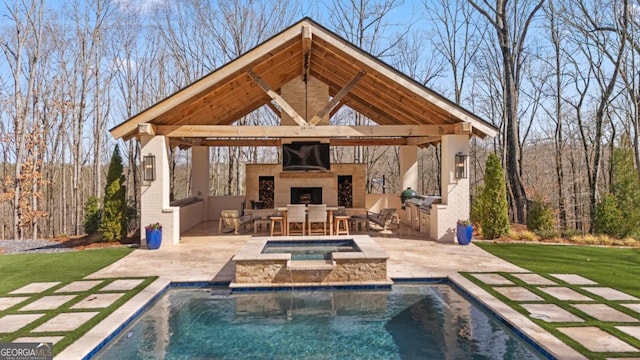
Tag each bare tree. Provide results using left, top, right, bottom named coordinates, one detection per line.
left=467, top=0, right=545, bottom=223
left=562, top=0, right=628, bottom=232
left=1, top=0, right=45, bottom=239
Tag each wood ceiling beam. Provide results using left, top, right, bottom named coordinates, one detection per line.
left=247, top=71, right=308, bottom=126
left=329, top=102, right=345, bottom=118
left=170, top=137, right=415, bottom=147
left=265, top=101, right=281, bottom=118
left=312, top=57, right=445, bottom=125
left=330, top=138, right=408, bottom=146
left=154, top=124, right=460, bottom=138
left=202, top=139, right=281, bottom=147
left=309, top=70, right=366, bottom=126
left=406, top=136, right=440, bottom=145
left=302, top=25, right=312, bottom=82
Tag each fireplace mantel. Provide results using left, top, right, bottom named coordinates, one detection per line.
left=279, top=171, right=334, bottom=178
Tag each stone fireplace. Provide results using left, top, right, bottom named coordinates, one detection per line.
left=245, top=163, right=366, bottom=208
left=291, top=187, right=323, bottom=204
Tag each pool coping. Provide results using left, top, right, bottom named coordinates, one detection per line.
left=58, top=275, right=585, bottom=360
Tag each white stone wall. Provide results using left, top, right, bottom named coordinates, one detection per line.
left=430, top=134, right=470, bottom=242
left=140, top=135, right=180, bottom=247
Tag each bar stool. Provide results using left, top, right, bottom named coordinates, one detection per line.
left=334, top=215, right=350, bottom=235
left=270, top=216, right=285, bottom=236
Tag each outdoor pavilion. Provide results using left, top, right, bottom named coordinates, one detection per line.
left=109, top=17, right=497, bottom=248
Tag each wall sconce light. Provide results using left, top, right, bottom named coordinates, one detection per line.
left=455, top=152, right=467, bottom=179
left=143, top=154, right=156, bottom=181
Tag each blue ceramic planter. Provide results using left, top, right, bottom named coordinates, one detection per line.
left=146, top=229, right=162, bottom=250
left=456, top=224, right=473, bottom=245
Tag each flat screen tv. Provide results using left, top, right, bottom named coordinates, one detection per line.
left=282, top=142, right=331, bottom=171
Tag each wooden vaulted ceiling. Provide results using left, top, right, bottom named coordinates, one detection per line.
left=110, top=17, right=497, bottom=147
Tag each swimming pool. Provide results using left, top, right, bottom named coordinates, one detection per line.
left=95, top=284, right=544, bottom=359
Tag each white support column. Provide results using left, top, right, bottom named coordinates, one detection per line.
left=140, top=135, right=180, bottom=247
left=399, top=145, right=419, bottom=225
left=399, top=146, right=418, bottom=191
left=191, top=146, right=210, bottom=220
left=430, top=134, right=470, bottom=242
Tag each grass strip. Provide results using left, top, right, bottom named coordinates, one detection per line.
left=471, top=243, right=640, bottom=359
left=0, top=247, right=134, bottom=294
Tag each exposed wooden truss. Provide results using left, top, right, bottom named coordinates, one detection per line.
left=111, top=18, right=497, bottom=145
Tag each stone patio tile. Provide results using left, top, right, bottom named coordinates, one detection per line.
left=621, top=304, right=640, bottom=315
left=0, top=296, right=29, bottom=310
left=469, top=273, right=514, bottom=285
left=549, top=274, right=598, bottom=285
left=55, top=280, right=103, bottom=293
left=32, top=312, right=99, bottom=332
left=0, top=313, right=45, bottom=333
left=616, top=326, right=640, bottom=342
left=580, top=287, right=639, bottom=301
left=71, top=293, right=124, bottom=309
left=100, top=279, right=144, bottom=291
left=510, top=273, right=557, bottom=285
left=537, top=287, right=594, bottom=301
left=9, top=282, right=60, bottom=294
left=558, top=327, right=637, bottom=352
left=13, top=336, right=64, bottom=345
left=521, top=304, right=584, bottom=323
left=572, top=304, right=638, bottom=322
left=494, top=287, right=544, bottom=301
left=19, top=295, right=76, bottom=311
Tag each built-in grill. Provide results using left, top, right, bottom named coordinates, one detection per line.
left=404, top=196, right=441, bottom=232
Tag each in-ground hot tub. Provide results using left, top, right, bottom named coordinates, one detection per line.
left=231, top=235, right=390, bottom=288
left=261, top=239, right=361, bottom=260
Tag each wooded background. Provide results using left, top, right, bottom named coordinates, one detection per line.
left=1, top=0, right=638, bottom=240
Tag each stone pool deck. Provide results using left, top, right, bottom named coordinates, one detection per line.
left=5, top=222, right=640, bottom=359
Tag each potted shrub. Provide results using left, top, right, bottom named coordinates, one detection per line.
left=456, top=219, right=473, bottom=245
left=145, top=222, right=162, bottom=249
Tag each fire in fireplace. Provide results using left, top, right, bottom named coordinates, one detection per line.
left=290, top=187, right=322, bottom=204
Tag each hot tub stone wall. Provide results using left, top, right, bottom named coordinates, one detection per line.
left=235, top=260, right=289, bottom=283
left=235, top=259, right=386, bottom=284
left=327, top=259, right=387, bottom=282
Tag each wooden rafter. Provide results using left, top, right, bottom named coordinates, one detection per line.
left=302, top=25, right=312, bottom=82
left=308, top=70, right=366, bottom=125
left=247, top=71, right=307, bottom=126
left=265, top=101, right=281, bottom=117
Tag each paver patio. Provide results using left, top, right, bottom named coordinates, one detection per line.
left=558, top=327, right=638, bottom=352
left=520, top=303, right=584, bottom=323
left=55, top=280, right=103, bottom=293
left=537, top=287, right=594, bottom=301
left=9, top=282, right=60, bottom=294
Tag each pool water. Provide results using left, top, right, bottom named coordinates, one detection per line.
left=261, top=239, right=360, bottom=260
left=96, top=285, right=544, bottom=359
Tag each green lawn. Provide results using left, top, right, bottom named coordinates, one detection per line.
left=0, top=247, right=157, bottom=354
left=473, top=243, right=640, bottom=359
left=475, top=243, right=640, bottom=296
left=0, top=247, right=134, bottom=294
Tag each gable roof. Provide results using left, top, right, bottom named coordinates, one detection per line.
left=110, top=17, right=497, bottom=144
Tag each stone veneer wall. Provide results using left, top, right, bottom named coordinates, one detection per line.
left=245, top=163, right=366, bottom=208
left=234, top=259, right=387, bottom=284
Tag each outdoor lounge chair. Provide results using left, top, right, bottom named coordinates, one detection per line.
left=367, top=208, right=397, bottom=230
left=218, top=210, right=253, bottom=234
